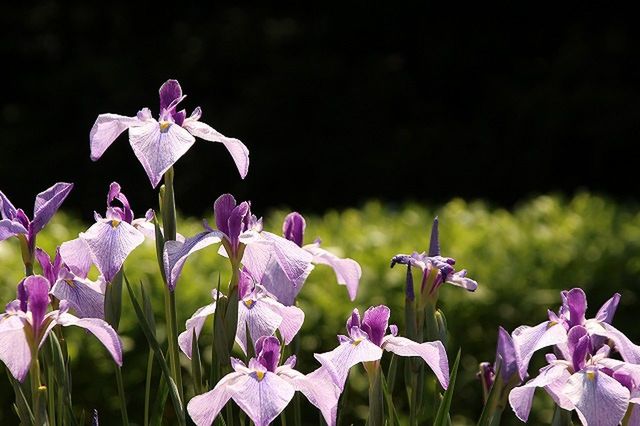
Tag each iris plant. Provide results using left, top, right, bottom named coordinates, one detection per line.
left=90, top=79, right=249, bottom=187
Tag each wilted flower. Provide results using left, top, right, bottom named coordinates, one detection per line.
left=187, top=336, right=340, bottom=426
left=315, top=305, right=449, bottom=391
left=90, top=79, right=249, bottom=187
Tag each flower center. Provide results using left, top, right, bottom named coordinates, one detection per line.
left=255, top=371, right=265, bottom=381
left=159, top=121, right=172, bottom=133
left=352, top=338, right=363, bottom=346
left=65, top=279, right=76, bottom=288
left=244, top=299, right=255, bottom=309
left=111, top=219, right=120, bottom=228
left=586, top=370, right=596, bottom=381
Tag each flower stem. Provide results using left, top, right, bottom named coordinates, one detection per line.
left=114, top=364, right=129, bottom=425
left=30, top=356, right=45, bottom=426
left=366, top=362, right=384, bottom=426
left=144, top=349, right=154, bottom=426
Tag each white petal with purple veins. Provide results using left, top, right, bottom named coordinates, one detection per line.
left=60, top=238, right=93, bottom=278
left=236, top=300, right=282, bottom=355
left=163, top=231, right=223, bottom=291
left=0, top=219, right=28, bottom=241
left=508, top=364, right=571, bottom=422
left=31, top=182, right=74, bottom=235
left=512, top=321, right=567, bottom=379
left=314, top=339, right=383, bottom=390
left=261, top=298, right=304, bottom=345
left=90, top=114, right=142, bottom=161
left=229, top=371, right=295, bottom=426
left=304, top=242, right=361, bottom=301
left=188, top=372, right=247, bottom=426
left=0, top=315, right=31, bottom=382
left=178, top=301, right=218, bottom=359
left=382, top=336, right=449, bottom=389
left=51, top=277, right=105, bottom=319
left=55, top=312, right=123, bottom=366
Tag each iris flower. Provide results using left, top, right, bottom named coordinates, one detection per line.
left=255, top=212, right=361, bottom=305
left=187, top=336, right=340, bottom=426
left=0, top=183, right=73, bottom=256
left=509, top=325, right=640, bottom=425
left=163, top=194, right=312, bottom=292
left=314, top=305, right=449, bottom=391
left=0, top=275, right=122, bottom=382
left=390, top=217, right=477, bottom=299
left=178, top=269, right=304, bottom=356
left=478, top=326, right=523, bottom=401
left=90, top=79, right=249, bottom=187
left=62, top=182, right=151, bottom=283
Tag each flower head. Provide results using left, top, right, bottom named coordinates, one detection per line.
left=90, top=79, right=249, bottom=187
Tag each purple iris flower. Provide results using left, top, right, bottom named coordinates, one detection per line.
left=390, top=217, right=478, bottom=298
left=314, top=305, right=449, bottom=391
left=479, top=326, right=522, bottom=396
left=36, top=247, right=105, bottom=319
left=509, top=325, right=640, bottom=425
left=63, top=182, right=151, bottom=283
left=178, top=269, right=304, bottom=356
left=0, top=183, right=73, bottom=256
left=0, top=275, right=122, bottom=382
left=258, top=212, right=362, bottom=305
left=163, top=194, right=312, bottom=292
left=90, top=79, right=249, bottom=187
left=187, top=336, right=340, bottom=426
left=511, top=288, right=640, bottom=381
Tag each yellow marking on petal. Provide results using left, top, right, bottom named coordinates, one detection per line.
left=65, top=279, right=76, bottom=288
left=352, top=338, right=363, bottom=346
left=244, top=299, right=255, bottom=308
left=586, top=370, right=596, bottom=381
left=159, top=121, right=171, bottom=132
left=111, top=220, right=120, bottom=228
left=255, top=371, right=265, bottom=381
left=547, top=321, right=558, bottom=328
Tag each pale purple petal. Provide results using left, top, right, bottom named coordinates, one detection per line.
left=283, top=212, right=305, bottom=247
left=262, top=232, right=314, bottom=288
left=278, top=366, right=340, bottom=426
left=0, top=190, right=17, bottom=219
left=361, top=305, right=390, bottom=347
left=55, top=312, right=123, bottom=366
left=80, top=220, right=145, bottom=283
left=261, top=298, right=304, bottom=345
left=508, top=364, right=571, bottom=422
left=512, top=321, right=567, bottom=379
left=382, top=336, right=449, bottom=389
left=588, top=321, right=640, bottom=364
left=346, top=308, right=361, bottom=331
left=0, top=219, right=27, bottom=241
left=129, top=119, right=196, bottom=187
left=179, top=301, right=218, bottom=359
left=445, top=269, right=478, bottom=292
left=314, top=339, right=383, bottom=390
left=213, top=193, right=238, bottom=237
left=304, top=242, right=361, bottom=301
left=182, top=120, right=249, bottom=179
left=236, top=299, right=282, bottom=355
left=163, top=231, right=223, bottom=291
left=30, top=182, right=73, bottom=235
left=188, top=372, right=247, bottom=426
left=255, top=336, right=281, bottom=373
left=90, top=114, right=141, bottom=161
left=50, top=276, right=104, bottom=319
left=496, top=326, right=520, bottom=382
left=567, top=326, right=590, bottom=372
left=564, top=288, right=587, bottom=327
left=596, top=293, right=621, bottom=324
left=563, top=369, right=630, bottom=426
left=0, top=315, right=31, bottom=382
left=249, top=251, right=313, bottom=306
left=230, top=372, right=295, bottom=426
left=60, top=238, right=93, bottom=278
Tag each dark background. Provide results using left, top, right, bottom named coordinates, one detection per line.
left=2, top=4, right=639, bottom=218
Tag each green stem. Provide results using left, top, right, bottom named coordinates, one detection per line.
left=114, top=364, right=129, bottom=425
left=144, top=349, right=154, bottom=426
left=551, top=405, right=574, bottom=426
left=366, top=363, right=384, bottom=426
left=47, top=360, right=55, bottom=425
left=30, top=356, right=44, bottom=425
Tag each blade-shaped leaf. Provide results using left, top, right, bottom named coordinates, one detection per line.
left=434, top=349, right=461, bottom=426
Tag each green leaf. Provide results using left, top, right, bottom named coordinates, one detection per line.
left=153, top=211, right=167, bottom=283
left=191, top=328, right=203, bottom=395
left=124, top=274, right=185, bottom=426
left=6, top=367, right=35, bottom=425
left=433, top=349, right=461, bottom=426
left=140, top=282, right=157, bottom=337
left=476, top=361, right=503, bottom=426
left=49, top=332, right=77, bottom=426
left=104, top=268, right=123, bottom=331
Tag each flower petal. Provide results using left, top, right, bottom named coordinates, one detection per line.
left=382, top=336, right=449, bottom=389
left=563, top=369, right=630, bottom=426
left=50, top=276, right=105, bottom=319
left=163, top=231, right=223, bottom=291
left=0, top=315, right=31, bottom=382
left=261, top=298, right=304, bottom=345
left=278, top=367, right=340, bottom=426
left=236, top=299, right=282, bottom=355
left=496, top=326, right=520, bottom=382
left=0, top=219, right=27, bottom=241
left=230, top=371, right=295, bottom=426
left=596, top=293, right=621, bottom=325
left=0, top=190, right=17, bottom=219
left=182, top=120, right=249, bottom=179
left=129, top=119, right=196, bottom=187
left=188, top=372, right=246, bottom=426
left=282, top=212, right=305, bottom=247
left=593, top=322, right=640, bottom=364
left=445, top=269, right=478, bottom=291
left=304, top=242, right=361, bottom=301
left=314, top=340, right=383, bottom=390
left=512, top=321, right=567, bottom=379
left=55, top=312, right=123, bottom=366
left=159, top=79, right=183, bottom=111
left=90, top=114, right=141, bottom=161
left=213, top=194, right=237, bottom=237
left=178, top=301, right=218, bottom=359
left=80, top=220, right=145, bottom=283
left=361, top=305, right=390, bottom=347
left=508, top=364, right=571, bottom=422
left=59, top=238, right=93, bottom=278
left=30, top=182, right=73, bottom=235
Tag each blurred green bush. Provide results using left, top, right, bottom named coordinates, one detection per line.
left=2, top=192, right=639, bottom=425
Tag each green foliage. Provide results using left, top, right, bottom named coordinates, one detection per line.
left=2, top=192, right=640, bottom=424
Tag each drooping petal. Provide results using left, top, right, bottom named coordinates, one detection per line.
left=496, top=326, right=521, bottom=382
left=178, top=301, right=218, bottom=359
left=262, top=232, right=314, bottom=289
left=230, top=371, right=295, bottom=426
left=188, top=372, right=247, bottom=426
left=0, top=190, right=17, bottom=219
left=589, top=321, right=640, bottom=364
left=0, top=219, right=28, bottom=241
left=508, top=364, right=571, bottom=422
left=595, top=293, right=621, bottom=324
left=361, top=305, right=390, bottom=347
left=303, top=242, right=362, bottom=301
left=236, top=299, right=282, bottom=355
left=59, top=238, right=93, bottom=278
left=182, top=119, right=249, bottom=179
left=90, top=114, right=142, bottom=161
left=512, top=321, right=567, bottom=379
left=30, top=182, right=73, bottom=235
left=278, top=366, right=340, bottom=426
left=314, top=339, right=383, bottom=390
left=282, top=212, right=305, bottom=247
left=261, top=298, right=304, bottom=345
left=0, top=315, right=31, bottom=382
left=563, top=369, right=630, bottom=426
left=445, top=269, right=478, bottom=291
left=163, top=231, right=224, bottom=291
left=55, top=312, right=123, bottom=366
left=382, top=336, right=449, bottom=389
left=80, top=220, right=145, bottom=283
left=129, top=119, right=196, bottom=187
left=50, top=276, right=104, bottom=319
